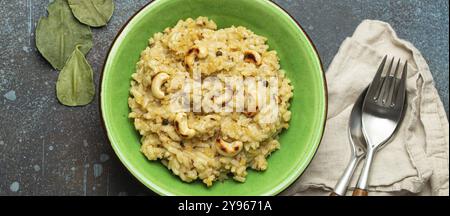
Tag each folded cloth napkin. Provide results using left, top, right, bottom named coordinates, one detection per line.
left=282, top=20, right=449, bottom=196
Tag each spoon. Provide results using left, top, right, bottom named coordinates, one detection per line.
left=330, top=87, right=368, bottom=196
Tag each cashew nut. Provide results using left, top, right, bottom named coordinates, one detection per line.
left=243, top=50, right=262, bottom=66
left=215, top=138, right=243, bottom=157
left=174, top=113, right=196, bottom=138
left=151, top=73, right=170, bottom=99
left=185, top=46, right=208, bottom=71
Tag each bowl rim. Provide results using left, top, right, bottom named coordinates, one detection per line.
left=99, top=0, right=328, bottom=196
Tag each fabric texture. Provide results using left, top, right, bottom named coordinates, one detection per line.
left=282, top=20, right=449, bottom=196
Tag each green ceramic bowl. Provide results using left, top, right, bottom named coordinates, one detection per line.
left=100, top=0, right=327, bottom=195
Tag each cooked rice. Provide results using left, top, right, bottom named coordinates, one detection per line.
left=128, top=17, right=293, bottom=186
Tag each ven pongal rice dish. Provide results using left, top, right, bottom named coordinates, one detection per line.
left=128, top=17, right=293, bottom=186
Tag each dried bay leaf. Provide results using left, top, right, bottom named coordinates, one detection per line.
left=56, top=45, right=95, bottom=106
left=68, top=0, right=115, bottom=27
left=36, top=0, right=93, bottom=70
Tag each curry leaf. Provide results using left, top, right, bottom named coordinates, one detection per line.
left=36, top=0, right=93, bottom=70
left=68, top=0, right=115, bottom=27
left=56, top=45, right=95, bottom=106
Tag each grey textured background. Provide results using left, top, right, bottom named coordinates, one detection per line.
left=0, top=0, right=448, bottom=195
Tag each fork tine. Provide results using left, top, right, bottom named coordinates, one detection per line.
left=392, top=59, right=401, bottom=78
left=376, top=57, right=394, bottom=103
left=386, top=59, right=401, bottom=106
left=392, top=61, right=408, bottom=107
left=401, top=61, right=408, bottom=81
left=393, top=61, right=408, bottom=106
left=369, top=56, right=387, bottom=101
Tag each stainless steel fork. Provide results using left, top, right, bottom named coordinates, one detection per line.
left=352, top=56, right=408, bottom=196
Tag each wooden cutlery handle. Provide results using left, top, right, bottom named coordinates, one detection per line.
left=352, top=188, right=368, bottom=196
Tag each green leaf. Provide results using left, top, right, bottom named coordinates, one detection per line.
left=56, top=45, right=95, bottom=106
left=36, top=0, right=93, bottom=70
left=68, top=0, right=115, bottom=27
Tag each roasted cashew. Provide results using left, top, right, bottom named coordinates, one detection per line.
left=151, top=73, right=170, bottom=99
left=174, top=113, right=196, bottom=138
left=185, top=46, right=207, bottom=71
left=243, top=50, right=262, bottom=66
left=215, top=138, right=243, bottom=157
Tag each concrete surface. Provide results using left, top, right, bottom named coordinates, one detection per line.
left=0, top=0, right=448, bottom=195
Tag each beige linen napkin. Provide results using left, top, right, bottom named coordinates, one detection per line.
left=282, top=20, right=449, bottom=196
